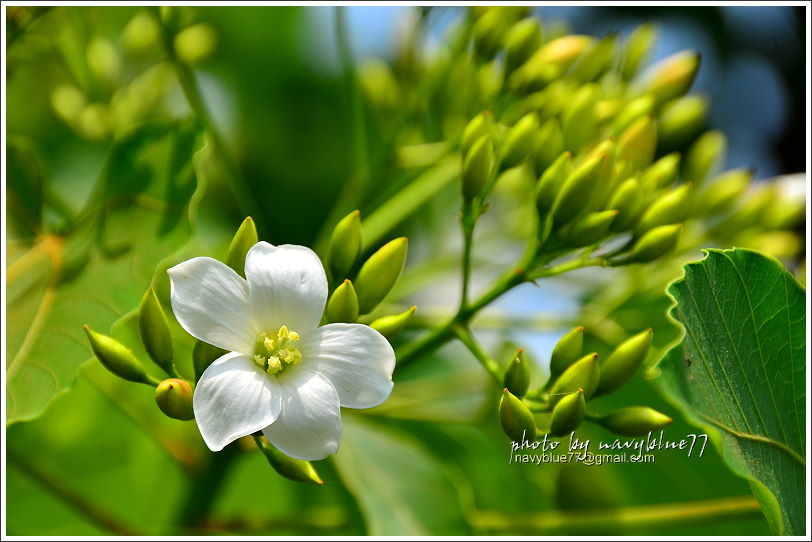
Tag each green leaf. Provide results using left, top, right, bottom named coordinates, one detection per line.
left=6, top=120, right=204, bottom=424
left=332, top=415, right=471, bottom=535
left=655, top=248, right=806, bottom=535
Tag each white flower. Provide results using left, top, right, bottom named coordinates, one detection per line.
left=167, top=241, right=395, bottom=460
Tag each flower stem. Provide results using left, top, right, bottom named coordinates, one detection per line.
left=469, top=495, right=763, bottom=534
left=458, top=201, right=477, bottom=312
left=451, top=323, right=502, bottom=385
left=175, top=444, right=240, bottom=532
left=155, top=10, right=260, bottom=230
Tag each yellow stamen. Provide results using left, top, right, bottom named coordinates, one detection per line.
left=278, top=325, right=289, bottom=339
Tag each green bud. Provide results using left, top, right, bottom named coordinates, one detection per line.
left=641, top=152, right=681, bottom=190
left=572, top=33, right=617, bottom=82
left=358, top=60, right=401, bottom=111
left=658, top=95, right=709, bottom=149
left=598, top=406, right=673, bottom=437
left=154, top=378, right=194, bottom=420
left=460, top=111, right=494, bottom=157
left=683, top=130, right=727, bottom=184
left=612, top=94, right=654, bottom=135
left=635, top=183, right=693, bottom=234
left=122, top=12, right=161, bottom=53
left=472, top=8, right=517, bottom=59
left=608, top=178, right=644, bottom=231
left=550, top=389, right=586, bottom=437
left=533, top=118, right=565, bottom=173
left=462, top=134, right=495, bottom=201
left=327, top=210, right=362, bottom=280
left=561, top=83, right=600, bottom=152
left=255, top=436, right=323, bottom=485
left=138, top=287, right=174, bottom=373
left=512, top=35, right=592, bottom=89
left=501, top=112, right=539, bottom=169
left=225, top=217, right=258, bottom=277
left=193, top=340, right=227, bottom=382
left=553, top=151, right=607, bottom=225
left=87, top=38, right=121, bottom=83
left=550, top=326, right=584, bottom=378
left=581, top=138, right=617, bottom=213
left=621, top=22, right=657, bottom=80
left=354, top=237, right=408, bottom=314
left=550, top=353, right=600, bottom=404
left=326, top=279, right=360, bottom=323
left=504, top=18, right=543, bottom=73
left=625, top=223, right=682, bottom=263
left=595, top=329, right=653, bottom=396
left=503, top=348, right=531, bottom=397
left=642, top=50, right=701, bottom=107
left=477, top=60, right=504, bottom=104
left=694, top=168, right=753, bottom=216
left=499, top=389, right=537, bottom=442
left=535, top=151, right=573, bottom=217
left=83, top=325, right=155, bottom=385
left=560, top=210, right=618, bottom=248
left=617, top=114, right=657, bottom=171
left=174, top=23, right=217, bottom=65
left=369, top=306, right=416, bottom=338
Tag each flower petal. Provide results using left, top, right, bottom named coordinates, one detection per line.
left=244, top=242, right=327, bottom=333
left=300, top=323, right=395, bottom=409
left=262, top=369, right=341, bottom=460
left=193, top=352, right=281, bottom=451
left=168, top=256, right=256, bottom=355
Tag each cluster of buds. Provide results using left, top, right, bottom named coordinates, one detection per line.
left=324, top=210, right=416, bottom=336
left=47, top=7, right=215, bottom=141
left=500, top=327, right=672, bottom=440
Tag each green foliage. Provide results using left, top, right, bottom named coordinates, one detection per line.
left=656, top=249, right=806, bottom=535
left=7, top=121, right=203, bottom=423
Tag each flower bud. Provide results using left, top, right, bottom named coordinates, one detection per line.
left=581, top=138, right=617, bottom=213
left=535, top=151, right=573, bottom=217
left=193, top=340, right=227, bottom=381
left=612, top=94, right=654, bottom=135
left=694, top=168, right=753, bottom=216
left=572, top=33, right=617, bottom=82
left=460, top=111, right=494, bottom=157
left=358, top=60, right=401, bottom=111
left=561, top=83, right=600, bottom=152
left=550, top=353, right=600, bottom=404
left=462, top=134, right=495, bottom=202
left=255, top=436, right=323, bottom=485
left=533, top=118, right=565, bottom=173
left=154, top=378, right=194, bottom=420
left=369, top=306, right=416, bottom=338
left=87, top=38, right=121, bottom=83
left=598, top=407, right=672, bottom=437
left=326, top=279, right=360, bottom=323
left=549, top=326, right=584, bottom=378
left=621, top=22, right=657, bottom=80
left=504, top=18, right=543, bottom=73
left=595, top=328, right=653, bottom=396
left=174, top=23, right=217, bottom=65
left=83, top=325, right=155, bottom=385
left=608, top=178, right=644, bottom=231
left=510, top=35, right=592, bottom=89
left=327, top=210, right=362, bottom=280
left=550, top=388, right=586, bottom=437
left=499, top=389, right=537, bottom=442
left=658, top=95, right=708, bottom=149
left=560, top=210, right=617, bottom=248
left=617, top=114, right=657, bottom=171
left=472, top=8, right=518, bottom=59
left=503, top=348, right=531, bottom=397
left=477, top=61, right=504, bottom=105
left=225, top=217, right=258, bottom=277
left=501, top=112, right=539, bottom=169
left=552, top=151, right=606, bottom=225
left=138, top=287, right=174, bottom=374
left=354, top=237, right=408, bottom=314
left=635, top=183, right=693, bottom=234
left=625, top=223, right=682, bottom=263
left=683, top=130, right=727, bottom=185
left=641, top=152, right=681, bottom=190
left=641, top=50, right=701, bottom=106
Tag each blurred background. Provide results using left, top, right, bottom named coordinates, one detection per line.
left=5, top=5, right=807, bottom=536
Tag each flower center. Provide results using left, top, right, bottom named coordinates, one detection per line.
left=253, top=325, right=302, bottom=375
